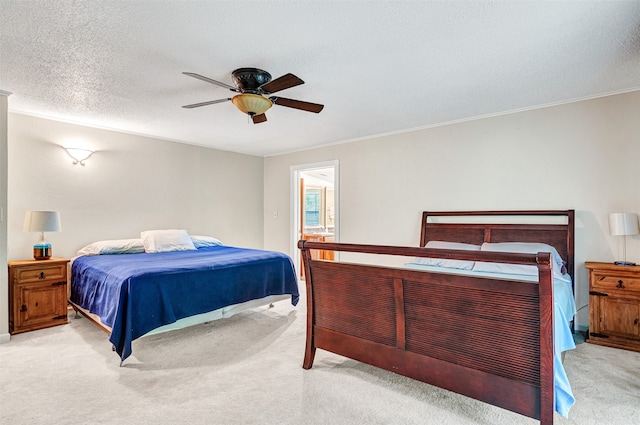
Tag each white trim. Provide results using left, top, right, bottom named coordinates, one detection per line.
left=270, top=86, right=640, bottom=157
left=575, top=324, right=588, bottom=333
left=0, top=333, right=10, bottom=343
left=1, top=93, right=9, bottom=337
left=6, top=109, right=243, bottom=155
left=290, top=160, right=339, bottom=277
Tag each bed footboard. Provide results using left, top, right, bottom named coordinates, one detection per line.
left=299, top=241, right=554, bottom=425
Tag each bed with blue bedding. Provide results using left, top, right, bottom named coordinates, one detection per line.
left=299, top=210, right=576, bottom=425
left=70, top=244, right=299, bottom=362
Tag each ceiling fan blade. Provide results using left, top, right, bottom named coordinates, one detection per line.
left=270, top=97, right=324, bottom=113
left=252, top=113, right=268, bottom=124
left=260, top=73, right=304, bottom=94
left=182, top=98, right=231, bottom=109
left=183, top=72, right=238, bottom=92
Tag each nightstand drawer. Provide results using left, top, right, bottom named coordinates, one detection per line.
left=591, top=273, right=640, bottom=293
left=12, top=264, right=66, bottom=284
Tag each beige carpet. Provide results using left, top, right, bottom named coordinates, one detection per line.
left=1, top=288, right=639, bottom=425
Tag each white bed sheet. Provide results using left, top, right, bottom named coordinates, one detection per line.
left=144, top=294, right=290, bottom=336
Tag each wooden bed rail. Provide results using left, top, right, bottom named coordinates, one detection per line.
left=298, top=240, right=552, bottom=266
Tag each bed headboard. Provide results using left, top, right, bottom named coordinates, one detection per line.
left=420, top=210, right=575, bottom=284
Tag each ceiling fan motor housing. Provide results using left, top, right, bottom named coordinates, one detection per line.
left=232, top=68, right=272, bottom=93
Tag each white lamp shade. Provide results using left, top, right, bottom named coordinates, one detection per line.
left=23, top=211, right=61, bottom=232
left=608, top=212, right=639, bottom=236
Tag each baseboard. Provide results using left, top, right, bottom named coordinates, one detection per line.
left=0, top=332, right=10, bottom=343
left=575, top=324, right=588, bottom=333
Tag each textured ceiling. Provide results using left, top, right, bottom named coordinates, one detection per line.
left=1, top=1, right=640, bottom=157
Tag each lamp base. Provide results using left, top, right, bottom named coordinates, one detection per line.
left=614, top=260, right=636, bottom=266
left=33, top=243, right=52, bottom=261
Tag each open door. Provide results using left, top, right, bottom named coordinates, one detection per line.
left=299, top=176, right=335, bottom=279
left=291, top=161, right=339, bottom=280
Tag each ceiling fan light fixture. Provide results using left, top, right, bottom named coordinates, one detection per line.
left=231, top=93, right=272, bottom=116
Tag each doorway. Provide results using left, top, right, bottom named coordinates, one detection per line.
left=291, top=160, right=339, bottom=279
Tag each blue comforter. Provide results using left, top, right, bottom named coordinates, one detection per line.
left=70, top=246, right=299, bottom=361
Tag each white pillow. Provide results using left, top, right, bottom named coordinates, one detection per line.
left=413, top=241, right=481, bottom=270
left=471, top=242, right=566, bottom=280
left=77, top=238, right=145, bottom=256
left=190, top=235, right=223, bottom=248
left=141, top=229, right=196, bottom=253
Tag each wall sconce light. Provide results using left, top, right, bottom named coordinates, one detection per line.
left=23, top=210, right=62, bottom=260
left=64, top=147, right=94, bottom=165
left=609, top=212, right=639, bottom=266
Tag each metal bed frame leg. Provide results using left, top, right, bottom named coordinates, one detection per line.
left=112, top=346, right=125, bottom=367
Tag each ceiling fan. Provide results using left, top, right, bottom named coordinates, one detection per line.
left=182, top=68, right=324, bottom=124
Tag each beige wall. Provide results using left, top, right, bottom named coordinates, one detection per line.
left=264, top=90, right=640, bottom=329
left=1, top=113, right=264, bottom=337
left=7, top=114, right=265, bottom=260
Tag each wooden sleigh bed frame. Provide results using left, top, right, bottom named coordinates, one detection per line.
left=299, top=210, right=575, bottom=425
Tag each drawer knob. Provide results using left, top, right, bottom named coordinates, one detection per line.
left=39, top=271, right=45, bottom=280
left=20, top=304, right=27, bottom=312
left=616, top=279, right=625, bottom=289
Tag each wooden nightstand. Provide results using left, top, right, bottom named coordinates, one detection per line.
left=585, top=262, right=640, bottom=352
left=8, top=258, right=70, bottom=334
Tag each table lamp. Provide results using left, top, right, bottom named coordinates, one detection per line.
left=23, top=211, right=61, bottom=260
left=609, top=212, right=639, bottom=266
